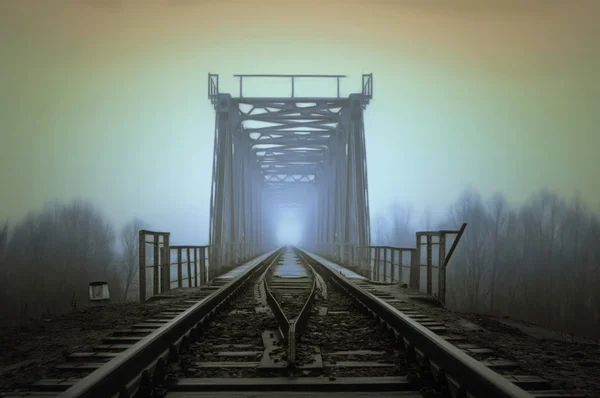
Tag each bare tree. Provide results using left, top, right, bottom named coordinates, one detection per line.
left=448, top=188, right=492, bottom=311
left=118, top=218, right=147, bottom=301
left=389, top=202, right=415, bottom=246
left=1, top=200, right=121, bottom=321
left=374, top=187, right=600, bottom=339
left=421, top=206, right=433, bottom=231
left=372, top=213, right=390, bottom=245
left=486, top=192, right=509, bottom=313
left=372, top=201, right=416, bottom=247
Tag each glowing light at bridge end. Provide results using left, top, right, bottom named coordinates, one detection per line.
left=276, top=212, right=303, bottom=246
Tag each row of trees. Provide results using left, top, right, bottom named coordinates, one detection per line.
left=373, top=188, right=600, bottom=340
left=0, top=200, right=147, bottom=323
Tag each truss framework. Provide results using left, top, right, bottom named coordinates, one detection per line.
left=207, top=74, right=373, bottom=268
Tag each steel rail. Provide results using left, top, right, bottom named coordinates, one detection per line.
left=287, top=259, right=319, bottom=368
left=58, top=249, right=282, bottom=398
left=263, top=275, right=290, bottom=337
left=299, top=249, right=535, bottom=398
left=262, top=251, right=319, bottom=369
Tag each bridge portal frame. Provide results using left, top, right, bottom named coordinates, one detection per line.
left=207, top=73, right=373, bottom=272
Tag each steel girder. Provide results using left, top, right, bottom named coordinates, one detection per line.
left=207, top=74, right=373, bottom=270
left=209, top=94, right=264, bottom=270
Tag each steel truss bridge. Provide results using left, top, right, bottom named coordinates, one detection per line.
left=138, top=73, right=466, bottom=306
left=208, top=73, right=373, bottom=269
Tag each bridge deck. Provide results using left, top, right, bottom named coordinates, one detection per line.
left=217, top=251, right=277, bottom=280
left=300, top=250, right=367, bottom=281
left=272, top=248, right=308, bottom=278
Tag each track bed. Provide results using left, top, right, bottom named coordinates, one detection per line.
left=296, top=282, right=404, bottom=377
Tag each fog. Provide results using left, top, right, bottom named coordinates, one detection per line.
left=0, top=2, right=599, bottom=334
left=372, top=188, right=600, bottom=339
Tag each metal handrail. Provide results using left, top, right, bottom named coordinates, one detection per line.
left=233, top=74, right=347, bottom=98
left=208, top=73, right=219, bottom=105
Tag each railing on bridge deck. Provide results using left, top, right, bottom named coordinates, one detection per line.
left=361, top=73, right=373, bottom=107
left=207, top=72, right=374, bottom=103
left=314, top=223, right=466, bottom=306
left=208, top=73, right=219, bottom=105
left=138, top=230, right=264, bottom=302
left=169, top=245, right=210, bottom=291
left=233, top=74, right=347, bottom=98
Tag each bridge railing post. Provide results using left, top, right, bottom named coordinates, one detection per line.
left=398, top=249, right=403, bottom=284
left=176, top=248, right=183, bottom=288
left=390, top=248, right=395, bottom=283
left=426, top=235, right=433, bottom=296
left=373, top=247, right=381, bottom=281
left=372, top=248, right=377, bottom=281
left=138, top=231, right=146, bottom=302
left=138, top=230, right=170, bottom=302
left=383, top=247, right=388, bottom=282
left=153, top=234, right=159, bottom=296
left=438, top=234, right=446, bottom=305
left=381, top=247, right=386, bottom=282
left=194, top=247, right=199, bottom=287
left=186, top=247, right=192, bottom=288
left=411, top=235, right=421, bottom=290
left=200, top=247, right=207, bottom=285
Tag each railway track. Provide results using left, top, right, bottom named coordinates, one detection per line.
left=2, top=247, right=588, bottom=398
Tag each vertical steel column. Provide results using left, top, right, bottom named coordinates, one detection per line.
left=209, top=94, right=239, bottom=275
left=350, top=94, right=371, bottom=248
left=337, top=94, right=371, bottom=262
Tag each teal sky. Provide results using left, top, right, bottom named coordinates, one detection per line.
left=1, top=1, right=598, bottom=243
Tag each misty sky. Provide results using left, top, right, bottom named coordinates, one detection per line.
left=1, top=0, right=599, bottom=244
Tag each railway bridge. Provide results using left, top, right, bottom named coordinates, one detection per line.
left=6, top=75, right=587, bottom=398
left=139, top=73, right=466, bottom=306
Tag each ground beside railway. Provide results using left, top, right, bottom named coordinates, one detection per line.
left=1, top=282, right=599, bottom=397
left=374, top=284, right=600, bottom=397
left=0, top=298, right=187, bottom=393
left=456, top=313, right=600, bottom=396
